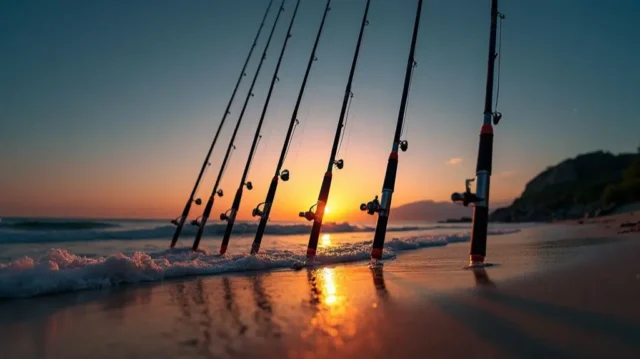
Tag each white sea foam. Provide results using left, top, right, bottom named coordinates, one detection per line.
left=0, top=228, right=520, bottom=298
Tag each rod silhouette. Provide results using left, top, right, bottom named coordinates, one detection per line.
left=360, top=0, right=423, bottom=260
left=169, top=0, right=274, bottom=248
left=301, top=0, right=371, bottom=260
left=250, top=0, right=333, bottom=255
left=191, top=0, right=287, bottom=251
left=450, top=0, right=504, bottom=266
left=219, top=0, right=302, bottom=255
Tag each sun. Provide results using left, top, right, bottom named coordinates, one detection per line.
left=325, top=206, right=330, bottom=214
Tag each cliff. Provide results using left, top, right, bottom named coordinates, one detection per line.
left=490, top=151, right=638, bottom=222
left=391, top=200, right=471, bottom=222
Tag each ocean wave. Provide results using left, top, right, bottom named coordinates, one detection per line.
left=0, top=221, right=471, bottom=244
left=0, top=220, right=119, bottom=231
left=0, top=228, right=520, bottom=298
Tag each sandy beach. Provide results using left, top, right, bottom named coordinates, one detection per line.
left=1, top=221, right=639, bottom=359
left=576, top=207, right=640, bottom=235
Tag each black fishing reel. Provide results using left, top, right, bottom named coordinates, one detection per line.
left=299, top=203, right=318, bottom=222
left=492, top=112, right=502, bottom=125
left=334, top=159, right=344, bottom=170
left=360, top=195, right=381, bottom=215
left=280, top=169, right=290, bottom=181
left=193, top=198, right=202, bottom=205
left=451, top=178, right=483, bottom=207
left=170, top=216, right=181, bottom=226
left=252, top=202, right=266, bottom=217
left=216, top=189, right=224, bottom=197
left=190, top=216, right=202, bottom=227
left=244, top=181, right=253, bottom=190
left=399, top=140, right=408, bottom=152
left=220, top=209, right=232, bottom=221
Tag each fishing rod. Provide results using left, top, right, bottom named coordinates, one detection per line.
left=190, top=0, right=287, bottom=252
left=359, top=0, right=423, bottom=261
left=300, top=0, right=371, bottom=260
left=169, top=0, right=275, bottom=248
left=218, top=0, right=302, bottom=255
left=250, top=0, right=332, bottom=255
left=450, top=0, right=504, bottom=267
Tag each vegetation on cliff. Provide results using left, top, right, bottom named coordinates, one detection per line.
left=602, top=147, right=640, bottom=206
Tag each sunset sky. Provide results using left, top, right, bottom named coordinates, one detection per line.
left=1, top=0, right=639, bottom=221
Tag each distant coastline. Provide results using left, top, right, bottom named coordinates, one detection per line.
left=437, top=217, right=472, bottom=224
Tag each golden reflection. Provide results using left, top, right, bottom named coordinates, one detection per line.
left=320, top=233, right=332, bottom=247
left=321, top=267, right=339, bottom=306
left=303, top=266, right=358, bottom=349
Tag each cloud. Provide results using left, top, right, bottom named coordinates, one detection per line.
left=447, top=157, right=462, bottom=165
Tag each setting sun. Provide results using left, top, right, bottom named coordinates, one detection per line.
left=325, top=206, right=331, bottom=214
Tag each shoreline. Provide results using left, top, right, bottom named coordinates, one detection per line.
left=0, top=224, right=639, bottom=358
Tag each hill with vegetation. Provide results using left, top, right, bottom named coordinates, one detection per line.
left=491, top=149, right=640, bottom=222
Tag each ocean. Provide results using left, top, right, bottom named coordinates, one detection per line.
left=0, top=217, right=524, bottom=298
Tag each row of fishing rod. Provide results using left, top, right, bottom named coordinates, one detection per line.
left=169, top=0, right=504, bottom=266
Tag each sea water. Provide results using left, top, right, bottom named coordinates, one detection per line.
left=0, top=217, right=526, bottom=298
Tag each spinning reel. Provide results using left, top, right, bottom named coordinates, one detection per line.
left=216, top=189, right=224, bottom=197
left=451, top=178, right=483, bottom=207
left=252, top=202, right=266, bottom=217
left=220, top=209, right=233, bottom=221
left=190, top=216, right=203, bottom=227
left=399, top=140, right=408, bottom=152
left=299, top=202, right=318, bottom=222
left=244, top=181, right=253, bottom=190
left=280, top=169, right=290, bottom=181
left=334, top=159, right=344, bottom=170
left=171, top=198, right=202, bottom=226
left=360, top=195, right=381, bottom=215
left=492, top=112, right=502, bottom=125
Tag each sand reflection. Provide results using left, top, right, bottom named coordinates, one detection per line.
left=370, top=265, right=389, bottom=301
left=251, top=274, right=281, bottom=339
left=303, top=267, right=358, bottom=348
left=471, top=267, right=496, bottom=288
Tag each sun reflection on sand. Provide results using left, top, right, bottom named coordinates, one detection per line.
left=321, top=268, right=338, bottom=306
left=301, top=267, right=360, bottom=350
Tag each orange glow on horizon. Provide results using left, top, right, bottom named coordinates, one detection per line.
left=0, top=101, right=525, bottom=221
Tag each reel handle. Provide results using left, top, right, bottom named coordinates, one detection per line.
left=451, top=178, right=483, bottom=207
left=359, top=195, right=381, bottom=215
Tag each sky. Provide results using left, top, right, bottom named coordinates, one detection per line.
left=1, top=0, right=639, bottom=221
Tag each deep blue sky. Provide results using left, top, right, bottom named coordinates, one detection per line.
left=1, top=0, right=639, bottom=219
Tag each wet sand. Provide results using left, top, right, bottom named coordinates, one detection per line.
left=1, top=225, right=639, bottom=359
